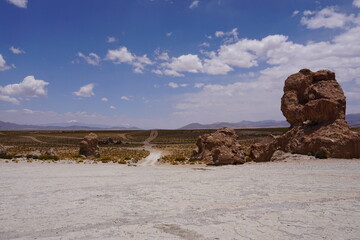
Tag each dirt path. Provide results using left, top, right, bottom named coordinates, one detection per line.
left=118, top=133, right=130, bottom=141
left=139, top=130, right=165, bottom=166
left=21, top=136, right=48, bottom=144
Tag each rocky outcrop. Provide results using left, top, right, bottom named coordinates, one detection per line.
left=192, top=127, right=245, bottom=165
left=79, top=133, right=100, bottom=158
left=250, top=69, right=360, bottom=161
left=0, top=144, right=6, bottom=158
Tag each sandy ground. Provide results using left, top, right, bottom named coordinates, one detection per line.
left=1, top=159, right=360, bottom=240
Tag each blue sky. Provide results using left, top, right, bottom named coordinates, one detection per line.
left=1, top=0, right=360, bottom=129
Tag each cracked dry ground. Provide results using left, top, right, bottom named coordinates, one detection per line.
left=1, top=159, right=360, bottom=239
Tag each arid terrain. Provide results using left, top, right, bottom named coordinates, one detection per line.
left=0, top=128, right=294, bottom=165
left=1, top=128, right=360, bottom=239
left=1, top=158, right=360, bottom=239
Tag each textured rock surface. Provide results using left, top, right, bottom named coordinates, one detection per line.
left=79, top=133, right=100, bottom=158
left=250, top=69, right=360, bottom=162
left=281, top=69, right=345, bottom=126
left=192, top=127, right=245, bottom=165
left=0, top=144, right=6, bottom=157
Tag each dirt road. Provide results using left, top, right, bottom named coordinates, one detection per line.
left=139, top=130, right=164, bottom=166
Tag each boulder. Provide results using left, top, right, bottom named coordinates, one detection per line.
left=26, top=150, right=42, bottom=158
left=250, top=69, right=360, bottom=161
left=0, top=144, right=6, bottom=158
left=192, top=127, right=245, bottom=165
left=44, top=148, right=57, bottom=156
left=79, top=133, right=100, bottom=158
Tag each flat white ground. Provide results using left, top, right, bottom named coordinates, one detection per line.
left=1, top=159, right=360, bottom=240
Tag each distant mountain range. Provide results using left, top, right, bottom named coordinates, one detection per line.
left=179, top=113, right=360, bottom=129
left=1, top=113, right=359, bottom=130
left=0, top=121, right=141, bottom=131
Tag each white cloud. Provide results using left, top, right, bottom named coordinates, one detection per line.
left=215, top=31, right=225, bottom=37
left=6, top=0, right=27, bottom=8
left=166, top=32, right=172, bottom=37
left=77, top=52, right=101, bottom=66
left=107, top=36, right=117, bottom=43
left=354, top=0, right=360, bottom=8
left=154, top=48, right=170, bottom=61
left=9, top=46, right=25, bottom=54
left=301, top=6, right=357, bottom=29
left=292, top=10, right=300, bottom=17
left=101, top=97, right=108, bottom=102
left=110, top=105, right=116, bottom=110
left=106, top=46, right=152, bottom=73
left=199, top=42, right=210, bottom=47
left=214, top=28, right=239, bottom=42
left=73, top=83, right=95, bottom=97
left=189, top=0, right=199, bottom=9
left=172, top=10, right=360, bottom=124
left=194, top=83, right=205, bottom=88
left=0, top=95, right=20, bottom=105
left=0, top=54, right=12, bottom=71
left=163, top=54, right=203, bottom=75
left=168, top=82, right=188, bottom=88
left=121, top=96, right=130, bottom=101
left=0, top=76, right=49, bottom=98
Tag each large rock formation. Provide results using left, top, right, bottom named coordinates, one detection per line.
left=192, top=127, right=245, bottom=165
left=250, top=69, right=360, bottom=161
left=79, top=133, right=100, bottom=158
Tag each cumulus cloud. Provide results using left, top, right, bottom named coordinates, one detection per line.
left=0, top=76, right=49, bottom=105
left=0, top=76, right=48, bottom=98
left=168, top=82, right=188, bottom=88
left=110, top=105, right=116, bottom=110
left=353, top=0, right=360, bottom=8
left=107, top=36, right=117, bottom=43
left=6, top=0, right=27, bottom=8
left=101, top=97, right=108, bottom=102
left=189, top=0, right=199, bottom=9
left=73, top=83, right=95, bottom=97
left=9, top=46, right=25, bottom=54
left=0, top=54, right=12, bottom=71
left=300, top=6, right=357, bottom=29
left=172, top=7, right=360, bottom=124
left=0, top=95, right=20, bottom=105
left=166, top=32, right=173, bottom=37
left=77, top=52, right=101, bottom=66
left=106, top=46, right=152, bottom=73
left=120, top=96, right=131, bottom=101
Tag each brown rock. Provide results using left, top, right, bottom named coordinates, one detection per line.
left=0, top=144, right=6, bottom=158
left=79, top=133, right=100, bottom=158
left=44, top=148, right=57, bottom=156
left=281, top=69, right=345, bottom=126
left=250, top=69, right=360, bottom=162
left=192, top=127, right=245, bottom=165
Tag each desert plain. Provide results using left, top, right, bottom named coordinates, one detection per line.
left=1, top=129, right=360, bottom=240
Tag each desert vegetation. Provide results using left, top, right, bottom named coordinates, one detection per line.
left=1, top=127, right=359, bottom=164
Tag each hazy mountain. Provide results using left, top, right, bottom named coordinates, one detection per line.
left=179, top=120, right=290, bottom=130
left=180, top=114, right=360, bottom=129
left=0, top=120, right=140, bottom=131
left=346, top=113, right=360, bottom=127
